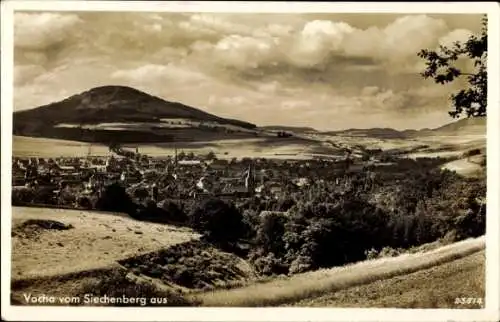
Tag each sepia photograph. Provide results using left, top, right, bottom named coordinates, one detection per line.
left=1, top=1, right=499, bottom=322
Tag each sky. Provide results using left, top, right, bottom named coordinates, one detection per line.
left=13, top=11, right=484, bottom=131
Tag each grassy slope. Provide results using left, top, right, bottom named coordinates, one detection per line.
left=11, top=207, right=198, bottom=281
left=288, top=250, right=485, bottom=308
left=192, top=236, right=485, bottom=307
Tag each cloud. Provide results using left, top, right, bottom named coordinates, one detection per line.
left=287, top=20, right=354, bottom=67
left=439, top=28, right=473, bottom=47
left=14, top=65, right=46, bottom=86
left=258, top=80, right=281, bottom=94
left=382, top=15, right=447, bottom=58
left=212, top=35, right=277, bottom=69
left=111, top=64, right=208, bottom=85
left=178, top=13, right=253, bottom=41
left=281, top=100, right=312, bottom=110
left=212, top=96, right=248, bottom=106
left=361, top=86, right=380, bottom=96
left=15, top=13, right=83, bottom=50
left=190, top=14, right=466, bottom=78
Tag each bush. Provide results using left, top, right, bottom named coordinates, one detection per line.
left=32, top=187, right=57, bottom=205
left=463, top=149, right=482, bottom=158
left=11, top=188, right=34, bottom=205
left=454, top=203, right=486, bottom=240
left=289, top=255, right=313, bottom=274
left=189, top=198, right=245, bottom=244
left=77, top=196, right=93, bottom=209
left=160, top=200, right=188, bottom=223
left=58, top=189, right=77, bottom=206
left=251, top=252, right=288, bottom=276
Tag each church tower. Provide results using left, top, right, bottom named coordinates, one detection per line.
left=245, top=163, right=255, bottom=196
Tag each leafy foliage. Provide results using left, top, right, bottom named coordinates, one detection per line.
left=95, top=182, right=137, bottom=216
left=189, top=198, right=245, bottom=243
left=418, top=16, right=487, bottom=118
left=241, top=162, right=485, bottom=276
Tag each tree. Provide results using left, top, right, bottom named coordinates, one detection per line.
left=255, top=211, right=289, bottom=256
left=96, top=183, right=137, bottom=216
left=418, top=16, right=487, bottom=118
left=205, top=151, right=217, bottom=161
left=189, top=198, right=245, bottom=243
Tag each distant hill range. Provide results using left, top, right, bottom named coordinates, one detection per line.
left=13, top=86, right=257, bottom=144
left=422, top=117, right=486, bottom=135
left=13, top=85, right=486, bottom=144
left=323, top=117, right=486, bottom=139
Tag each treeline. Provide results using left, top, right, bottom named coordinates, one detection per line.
left=89, top=168, right=485, bottom=277
left=243, top=169, right=484, bottom=275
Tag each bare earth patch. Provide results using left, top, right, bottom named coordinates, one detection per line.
left=11, top=207, right=199, bottom=281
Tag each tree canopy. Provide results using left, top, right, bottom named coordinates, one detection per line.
left=418, top=16, right=487, bottom=118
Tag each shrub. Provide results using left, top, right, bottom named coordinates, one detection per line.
left=77, top=196, right=93, bottom=209
left=32, top=187, right=57, bottom=205
left=251, top=252, right=288, bottom=276
left=454, top=204, right=486, bottom=240
left=364, top=248, right=379, bottom=260
left=377, top=246, right=402, bottom=258
left=160, top=200, right=188, bottom=223
left=463, top=149, right=482, bottom=158
left=289, top=255, right=313, bottom=274
left=58, top=189, right=77, bottom=206
left=11, top=188, right=34, bottom=205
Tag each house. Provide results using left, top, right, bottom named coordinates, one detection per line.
left=57, top=165, right=76, bottom=172
left=178, top=160, right=202, bottom=166
left=293, top=177, right=310, bottom=188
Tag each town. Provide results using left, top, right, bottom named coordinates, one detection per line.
left=12, top=143, right=386, bottom=212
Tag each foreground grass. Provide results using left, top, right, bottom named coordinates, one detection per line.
left=192, top=236, right=485, bottom=307
left=288, top=250, right=484, bottom=308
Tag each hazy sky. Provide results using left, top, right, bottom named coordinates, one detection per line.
left=14, top=11, right=483, bottom=130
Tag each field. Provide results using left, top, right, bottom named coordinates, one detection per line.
left=12, top=136, right=112, bottom=158
left=11, top=207, right=198, bottom=281
left=13, top=135, right=338, bottom=160
left=13, top=131, right=485, bottom=161
left=191, top=236, right=485, bottom=307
